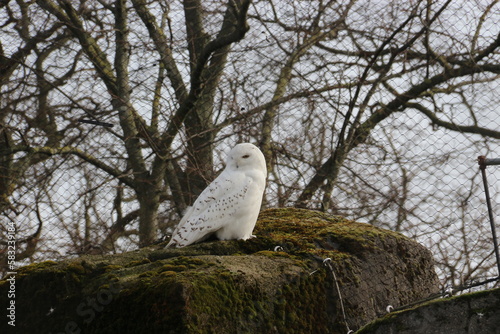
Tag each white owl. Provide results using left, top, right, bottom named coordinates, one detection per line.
left=166, top=143, right=267, bottom=248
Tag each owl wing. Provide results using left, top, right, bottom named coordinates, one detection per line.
left=166, top=170, right=251, bottom=248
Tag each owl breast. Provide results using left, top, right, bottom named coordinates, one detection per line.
left=215, top=176, right=264, bottom=240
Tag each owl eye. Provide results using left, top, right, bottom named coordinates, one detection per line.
left=242, top=154, right=250, bottom=159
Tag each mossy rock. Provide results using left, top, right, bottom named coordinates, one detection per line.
left=356, top=287, right=500, bottom=334
left=0, top=208, right=438, bottom=333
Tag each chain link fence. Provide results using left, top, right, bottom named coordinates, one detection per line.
left=2, top=0, right=500, bottom=298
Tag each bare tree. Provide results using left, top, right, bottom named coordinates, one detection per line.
left=2, top=0, right=251, bottom=248
left=2, top=0, right=500, bottom=288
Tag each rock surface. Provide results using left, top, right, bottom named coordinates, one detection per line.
left=357, top=287, right=500, bottom=334
left=0, top=208, right=438, bottom=333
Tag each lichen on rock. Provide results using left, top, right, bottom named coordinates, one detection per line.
left=0, top=208, right=438, bottom=333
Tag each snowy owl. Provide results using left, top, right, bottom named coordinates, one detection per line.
left=166, top=143, right=267, bottom=248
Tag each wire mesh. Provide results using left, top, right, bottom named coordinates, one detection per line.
left=1, top=0, right=500, bottom=300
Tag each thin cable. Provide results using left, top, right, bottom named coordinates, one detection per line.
left=323, top=258, right=352, bottom=334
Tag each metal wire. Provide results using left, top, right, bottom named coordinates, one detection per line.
left=323, top=258, right=352, bottom=334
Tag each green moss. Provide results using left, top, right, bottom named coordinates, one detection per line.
left=107, top=274, right=119, bottom=282
left=15, top=260, right=58, bottom=277
left=170, top=256, right=206, bottom=266
left=103, top=264, right=123, bottom=272
left=254, top=250, right=291, bottom=258
left=254, top=208, right=410, bottom=259
left=160, top=271, right=177, bottom=277
left=138, top=271, right=158, bottom=278
left=159, top=264, right=188, bottom=272
left=125, top=258, right=151, bottom=267
left=1, top=207, right=437, bottom=334
left=183, top=269, right=254, bottom=332
left=67, top=262, right=86, bottom=275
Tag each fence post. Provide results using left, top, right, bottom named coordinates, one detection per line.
left=478, top=156, right=500, bottom=278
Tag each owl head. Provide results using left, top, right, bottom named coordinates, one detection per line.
left=226, top=143, right=267, bottom=173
